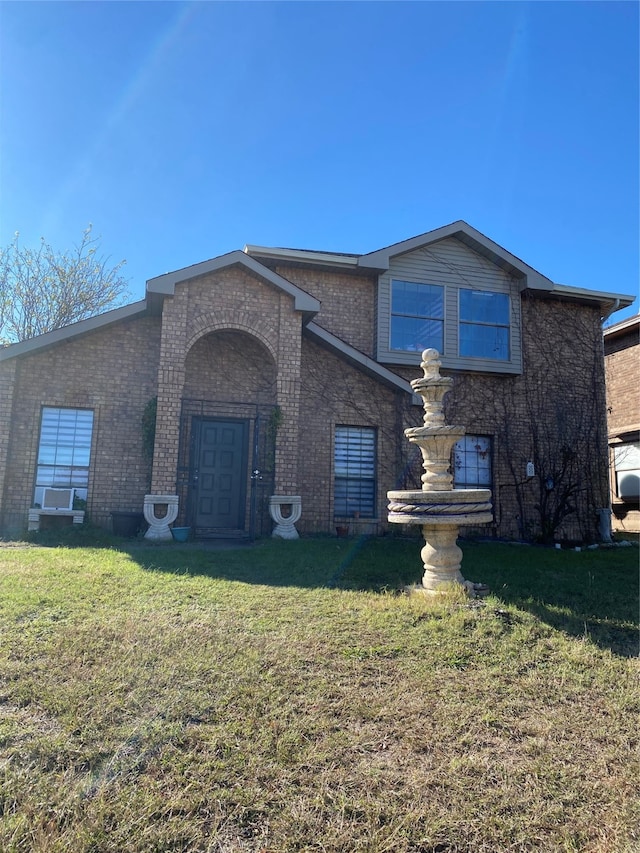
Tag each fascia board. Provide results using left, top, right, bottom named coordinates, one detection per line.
left=147, top=250, right=320, bottom=314
left=305, top=321, right=413, bottom=395
left=244, top=245, right=359, bottom=268
left=0, top=300, right=148, bottom=361
left=604, top=314, right=639, bottom=337
left=357, top=220, right=554, bottom=289
left=552, top=284, right=636, bottom=309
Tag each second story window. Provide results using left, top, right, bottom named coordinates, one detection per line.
left=459, top=290, right=510, bottom=360
left=390, top=280, right=444, bottom=353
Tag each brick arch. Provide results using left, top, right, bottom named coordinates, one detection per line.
left=183, top=326, right=278, bottom=407
left=185, top=311, right=278, bottom=364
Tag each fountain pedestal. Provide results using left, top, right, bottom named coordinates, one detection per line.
left=388, top=489, right=492, bottom=592
left=388, top=349, right=492, bottom=595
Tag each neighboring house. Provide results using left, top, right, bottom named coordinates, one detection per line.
left=0, top=221, right=634, bottom=543
left=604, top=315, right=640, bottom=534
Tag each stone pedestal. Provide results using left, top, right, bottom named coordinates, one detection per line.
left=419, top=524, right=465, bottom=590
left=388, top=488, right=493, bottom=591
left=144, top=494, right=179, bottom=541
left=269, top=495, right=302, bottom=539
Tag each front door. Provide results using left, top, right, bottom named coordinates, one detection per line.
left=190, top=418, right=248, bottom=532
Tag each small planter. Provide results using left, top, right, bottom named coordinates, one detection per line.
left=111, top=511, right=144, bottom=538
left=336, top=525, right=350, bottom=538
left=171, top=526, right=191, bottom=543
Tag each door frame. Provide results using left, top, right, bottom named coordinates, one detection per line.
left=188, top=416, right=249, bottom=535
left=177, top=400, right=277, bottom=539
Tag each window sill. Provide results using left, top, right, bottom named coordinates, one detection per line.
left=380, top=350, right=523, bottom=375
left=28, top=508, right=85, bottom=532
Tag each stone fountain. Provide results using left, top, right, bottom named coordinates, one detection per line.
left=387, top=348, right=492, bottom=595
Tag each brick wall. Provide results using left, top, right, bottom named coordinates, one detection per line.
left=151, top=267, right=304, bottom=500
left=605, top=322, right=639, bottom=437
left=0, top=315, right=161, bottom=532
left=391, top=296, right=609, bottom=542
left=604, top=318, right=640, bottom=533
left=298, top=336, right=401, bottom=533
left=276, top=265, right=377, bottom=357
left=0, top=359, right=17, bottom=524
left=0, top=259, right=613, bottom=544
left=184, top=329, right=277, bottom=403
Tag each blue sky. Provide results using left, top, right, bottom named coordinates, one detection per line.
left=1, top=1, right=638, bottom=323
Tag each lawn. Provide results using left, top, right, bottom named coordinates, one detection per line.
left=0, top=534, right=638, bottom=852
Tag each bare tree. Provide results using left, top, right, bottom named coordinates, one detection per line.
left=449, top=294, right=609, bottom=543
left=0, top=225, right=129, bottom=344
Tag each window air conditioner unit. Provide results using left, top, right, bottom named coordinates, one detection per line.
left=42, top=488, right=75, bottom=510
left=616, top=471, right=640, bottom=502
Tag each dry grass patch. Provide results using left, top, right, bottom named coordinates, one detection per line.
left=0, top=538, right=638, bottom=852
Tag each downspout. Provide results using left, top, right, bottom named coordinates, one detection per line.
left=602, top=298, right=620, bottom=323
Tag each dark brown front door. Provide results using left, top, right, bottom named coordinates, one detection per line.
left=191, top=418, right=248, bottom=531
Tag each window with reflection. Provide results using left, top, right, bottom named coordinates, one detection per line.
left=390, top=280, right=444, bottom=352
left=459, top=290, right=510, bottom=360
left=34, top=407, right=94, bottom=508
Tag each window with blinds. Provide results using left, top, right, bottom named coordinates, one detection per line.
left=334, top=426, right=376, bottom=518
left=34, top=407, right=94, bottom=508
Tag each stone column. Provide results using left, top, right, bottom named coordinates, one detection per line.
left=146, top=295, right=187, bottom=536
left=271, top=297, right=303, bottom=531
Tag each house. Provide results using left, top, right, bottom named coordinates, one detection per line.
left=0, top=221, right=634, bottom=543
left=604, top=314, right=640, bottom=534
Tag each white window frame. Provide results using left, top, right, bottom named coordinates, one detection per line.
left=377, top=274, right=522, bottom=375
left=34, top=407, right=94, bottom=509
left=613, top=441, right=640, bottom=501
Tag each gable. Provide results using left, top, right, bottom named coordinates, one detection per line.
left=358, top=220, right=552, bottom=290
left=146, top=251, right=320, bottom=319
left=377, top=236, right=523, bottom=374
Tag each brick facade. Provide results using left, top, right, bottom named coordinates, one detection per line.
left=0, top=316, right=161, bottom=533
left=0, top=229, right=628, bottom=543
left=275, top=265, right=377, bottom=357
left=604, top=316, right=640, bottom=533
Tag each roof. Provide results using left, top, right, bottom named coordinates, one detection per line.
left=0, top=300, right=148, bottom=362
left=0, top=253, right=320, bottom=362
left=1, top=222, right=634, bottom=361
left=246, top=220, right=636, bottom=316
left=146, top=250, right=320, bottom=316
left=304, top=322, right=414, bottom=395
left=603, top=313, right=639, bottom=341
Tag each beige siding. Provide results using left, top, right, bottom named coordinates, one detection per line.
left=377, top=236, right=523, bottom=374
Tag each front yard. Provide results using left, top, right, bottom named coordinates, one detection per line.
left=0, top=536, right=638, bottom=852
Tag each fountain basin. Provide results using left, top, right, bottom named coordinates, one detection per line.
left=387, top=489, right=492, bottom=525
left=387, top=489, right=493, bottom=594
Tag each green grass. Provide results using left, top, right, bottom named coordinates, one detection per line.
left=0, top=535, right=638, bottom=852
